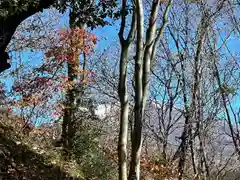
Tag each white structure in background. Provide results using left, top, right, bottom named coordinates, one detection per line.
left=94, top=103, right=118, bottom=119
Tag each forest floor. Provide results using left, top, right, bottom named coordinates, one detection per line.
left=0, top=120, right=82, bottom=180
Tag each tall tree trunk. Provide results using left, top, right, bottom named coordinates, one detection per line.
left=171, top=10, right=209, bottom=179
left=61, top=50, right=79, bottom=149
left=128, top=0, right=144, bottom=179
left=129, top=0, right=172, bottom=179
left=118, top=45, right=131, bottom=180
left=67, top=52, right=79, bottom=149
left=61, top=22, right=83, bottom=150
left=118, top=1, right=136, bottom=179
left=196, top=78, right=209, bottom=179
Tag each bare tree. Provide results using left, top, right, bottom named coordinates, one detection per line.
left=118, top=1, right=136, bottom=179
left=128, top=0, right=172, bottom=179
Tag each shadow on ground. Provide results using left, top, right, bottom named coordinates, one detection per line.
left=0, top=130, right=79, bottom=180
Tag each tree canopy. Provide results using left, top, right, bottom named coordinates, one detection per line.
left=0, top=0, right=117, bottom=73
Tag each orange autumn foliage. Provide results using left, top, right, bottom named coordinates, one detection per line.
left=12, top=28, right=98, bottom=120
left=45, top=27, right=97, bottom=62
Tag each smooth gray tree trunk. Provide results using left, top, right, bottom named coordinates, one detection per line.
left=129, top=0, right=172, bottom=179
left=118, top=1, right=136, bottom=179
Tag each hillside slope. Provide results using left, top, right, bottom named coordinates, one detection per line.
left=0, top=121, right=82, bottom=180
